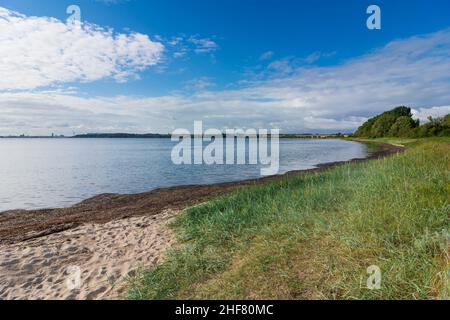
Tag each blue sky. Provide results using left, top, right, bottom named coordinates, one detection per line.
left=0, top=0, right=449, bottom=134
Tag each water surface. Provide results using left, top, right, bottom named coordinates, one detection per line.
left=0, top=138, right=367, bottom=211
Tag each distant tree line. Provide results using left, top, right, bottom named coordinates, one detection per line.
left=72, top=133, right=171, bottom=138
left=354, top=106, right=450, bottom=138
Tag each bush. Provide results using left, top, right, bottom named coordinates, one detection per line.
left=355, top=106, right=448, bottom=138
left=389, top=116, right=416, bottom=137
left=355, top=106, right=414, bottom=138
left=414, top=115, right=450, bottom=138
left=370, top=114, right=398, bottom=137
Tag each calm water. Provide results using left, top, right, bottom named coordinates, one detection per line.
left=0, top=138, right=367, bottom=212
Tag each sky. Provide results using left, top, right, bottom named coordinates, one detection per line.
left=0, top=0, right=449, bottom=135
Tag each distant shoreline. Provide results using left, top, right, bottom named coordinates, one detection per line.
left=0, top=133, right=351, bottom=139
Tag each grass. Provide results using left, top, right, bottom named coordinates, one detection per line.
left=128, top=138, right=450, bottom=300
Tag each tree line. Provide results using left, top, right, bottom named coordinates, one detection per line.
left=354, top=106, right=450, bottom=138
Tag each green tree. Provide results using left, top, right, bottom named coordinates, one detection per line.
left=415, top=115, right=450, bottom=137
left=355, top=106, right=415, bottom=138
left=388, top=116, right=416, bottom=137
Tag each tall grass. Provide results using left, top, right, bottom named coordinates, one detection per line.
left=129, top=139, right=449, bottom=300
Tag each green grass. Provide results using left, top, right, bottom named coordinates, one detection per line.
left=128, top=138, right=450, bottom=300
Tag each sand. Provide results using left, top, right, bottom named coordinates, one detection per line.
left=0, top=142, right=405, bottom=300
left=0, top=209, right=178, bottom=300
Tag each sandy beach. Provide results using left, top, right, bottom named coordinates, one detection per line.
left=0, top=209, right=178, bottom=300
left=0, top=142, right=404, bottom=300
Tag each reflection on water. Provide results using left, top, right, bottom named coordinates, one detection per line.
left=0, top=138, right=367, bottom=211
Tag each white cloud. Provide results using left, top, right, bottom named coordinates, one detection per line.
left=165, top=35, right=219, bottom=60
left=412, top=106, right=450, bottom=122
left=188, top=36, right=219, bottom=53
left=0, top=7, right=164, bottom=90
left=259, top=51, right=274, bottom=61
left=184, top=77, right=216, bottom=91
left=303, top=51, right=336, bottom=64
left=1, top=25, right=450, bottom=135
left=268, top=58, right=294, bottom=74
left=303, top=116, right=368, bottom=131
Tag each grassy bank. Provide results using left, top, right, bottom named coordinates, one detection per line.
left=129, top=138, right=449, bottom=300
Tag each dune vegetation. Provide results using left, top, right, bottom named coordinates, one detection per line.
left=129, top=138, right=449, bottom=300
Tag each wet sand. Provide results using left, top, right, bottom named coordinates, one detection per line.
left=0, top=141, right=404, bottom=300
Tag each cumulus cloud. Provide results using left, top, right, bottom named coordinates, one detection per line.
left=1, top=22, right=450, bottom=135
left=0, top=7, right=164, bottom=90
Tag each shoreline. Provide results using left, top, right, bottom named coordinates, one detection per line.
left=0, top=141, right=404, bottom=245
left=0, top=141, right=405, bottom=300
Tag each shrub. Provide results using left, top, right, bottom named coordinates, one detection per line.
left=414, top=115, right=450, bottom=138
left=389, top=116, right=416, bottom=137
left=355, top=106, right=448, bottom=138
